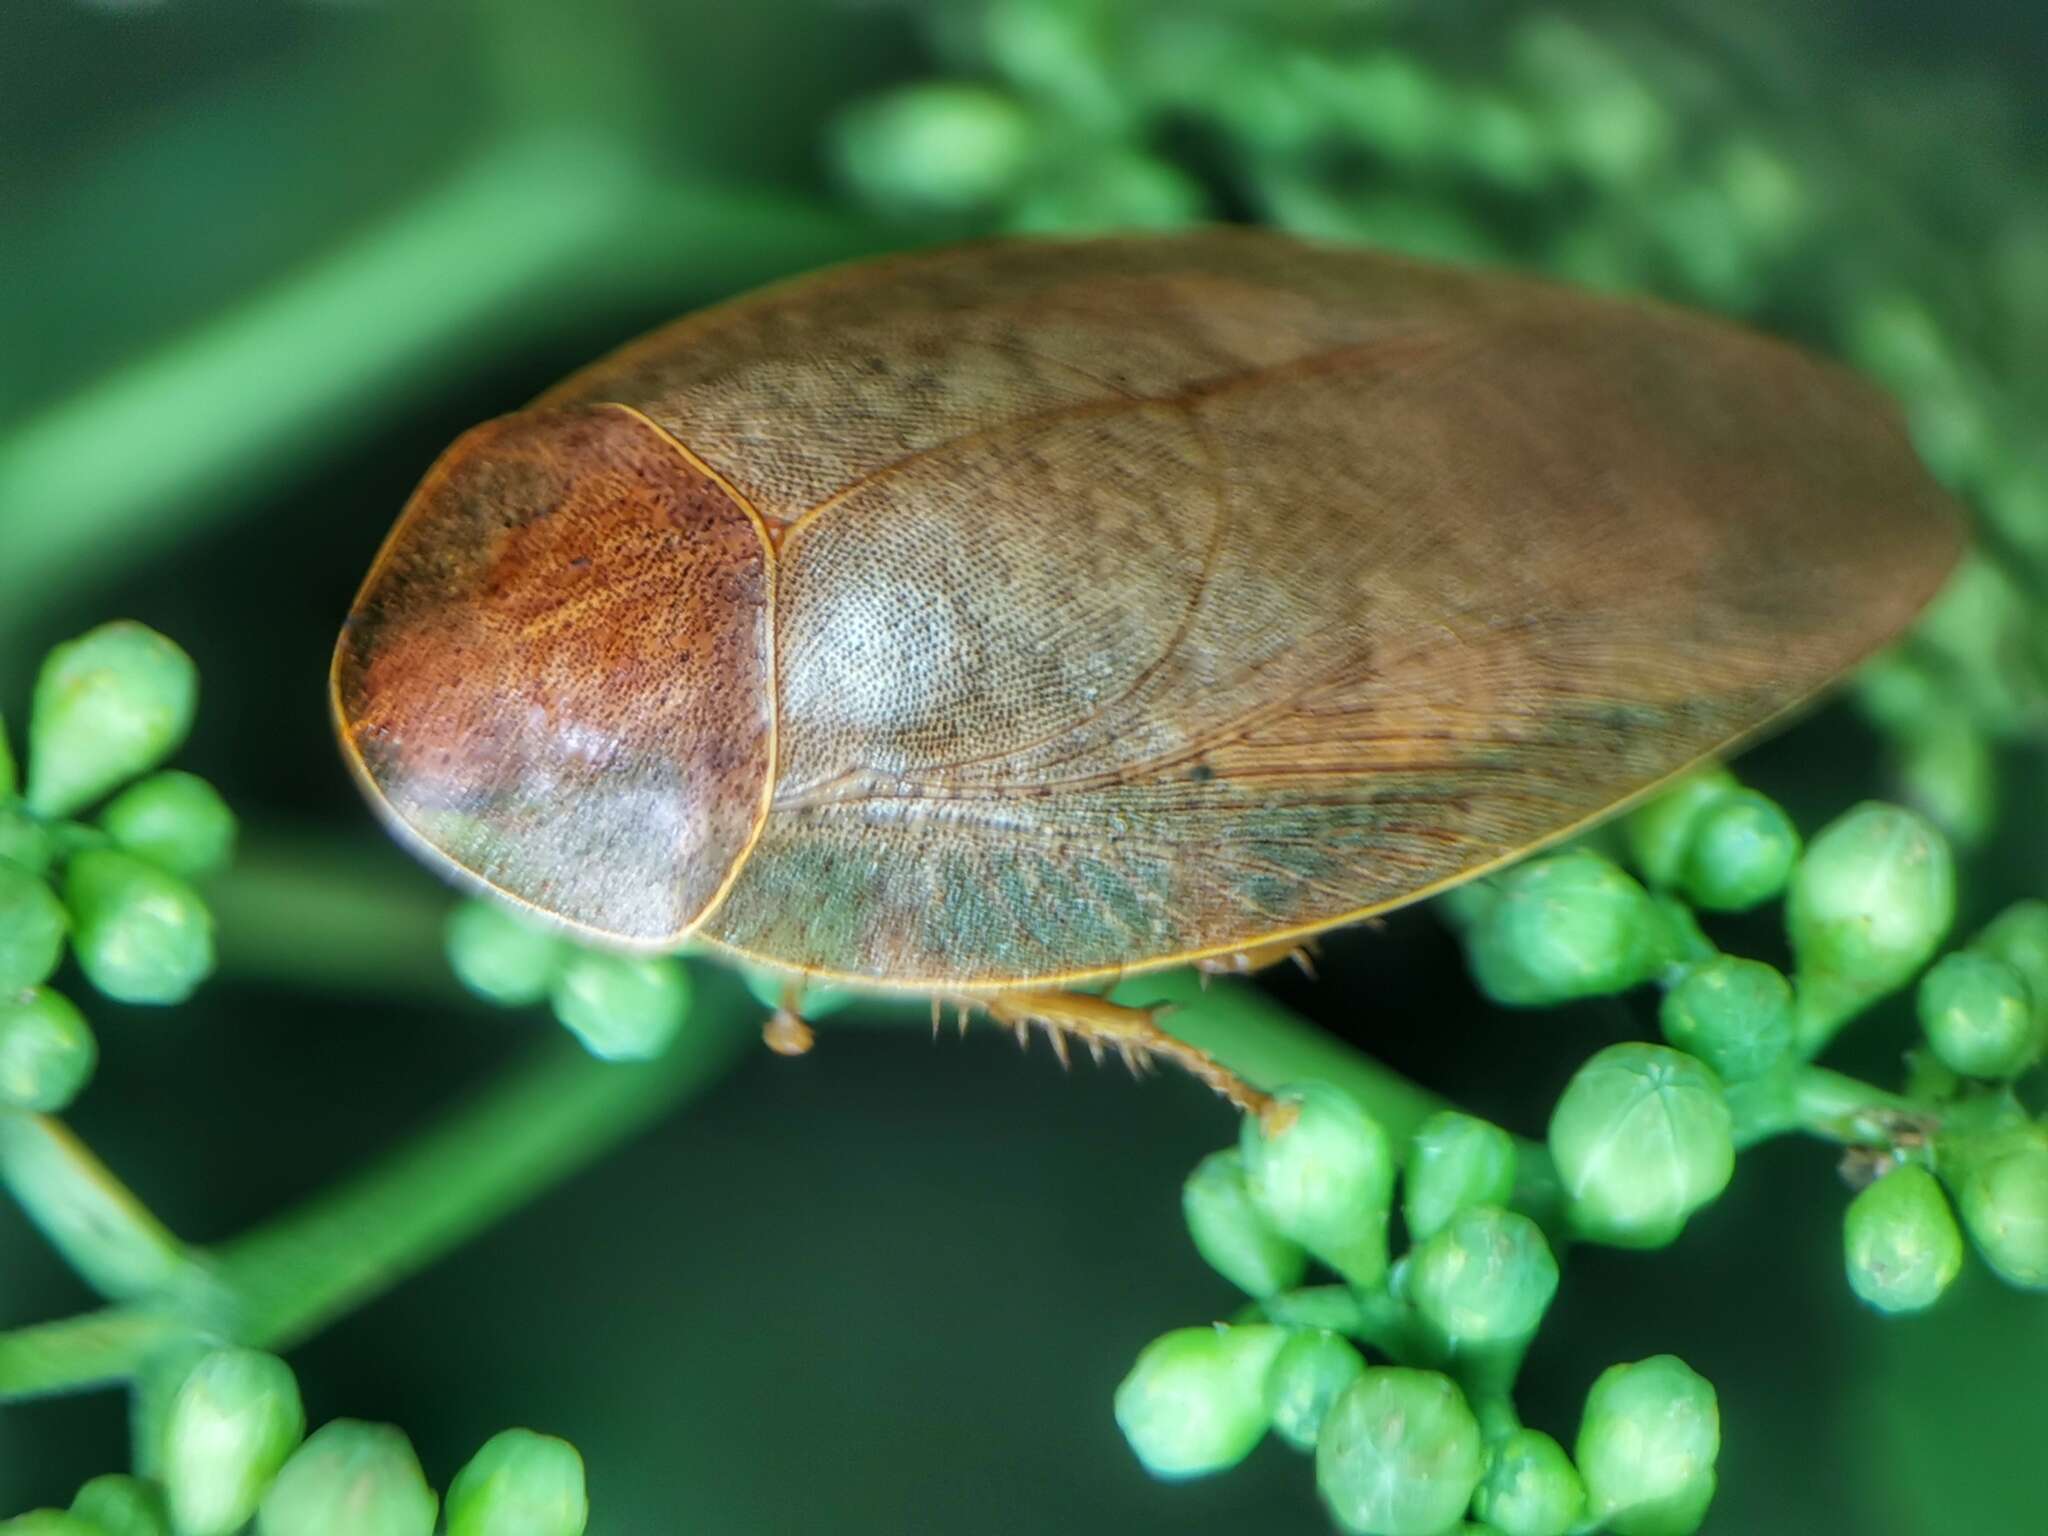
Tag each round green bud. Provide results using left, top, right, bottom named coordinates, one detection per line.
left=1658, top=957, right=1795, bottom=1083
left=64, top=848, right=214, bottom=1005
left=26, top=622, right=197, bottom=818
left=1786, top=803, right=1954, bottom=1025
left=1918, top=951, right=2037, bottom=1080
left=548, top=951, right=689, bottom=1062
left=98, top=771, right=236, bottom=880
left=1576, top=1355, right=1719, bottom=1536
left=445, top=1428, right=588, bottom=1536
left=1403, top=1111, right=1517, bottom=1246
left=1315, top=1368, right=1484, bottom=1536
left=1550, top=1044, right=1733, bottom=1248
left=0, top=862, right=68, bottom=992
left=1896, top=719, right=1994, bottom=847
left=1465, top=851, right=1669, bottom=1007
left=1406, top=1205, right=1560, bottom=1347
left=0, top=806, right=57, bottom=876
left=1679, top=789, right=1799, bottom=912
left=0, top=987, right=96, bottom=1112
left=1844, top=1164, right=1963, bottom=1314
left=1970, top=900, right=2048, bottom=1034
left=1183, top=1147, right=1308, bottom=1300
left=71, top=1474, right=170, bottom=1536
left=258, top=1421, right=438, bottom=1536
left=1473, top=1427, right=1587, bottom=1536
left=445, top=901, right=564, bottom=1009
left=1952, top=1129, right=2048, bottom=1290
left=1622, top=768, right=1738, bottom=888
left=1114, top=1324, right=1286, bottom=1480
left=1005, top=151, right=1205, bottom=235
left=1241, top=1084, right=1396, bottom=1288
left=833, top=83, right=1035, bottom=217
left=1263, top=1329, right=1366, bottom=1453
left=165, top=1348, right=306, bottom=1536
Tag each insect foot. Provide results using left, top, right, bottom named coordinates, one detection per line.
left=968, top=989, right=1270, bottom=1114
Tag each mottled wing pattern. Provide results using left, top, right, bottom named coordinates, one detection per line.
left=568, top=233, right=1959, bottom=986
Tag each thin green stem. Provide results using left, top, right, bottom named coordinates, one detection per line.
left=0, top=1308, right=184, bottom=1401
left=0, top=971, right=757, bottom=1400
left=1725, top=1064, right=1929, bottom=1150
left=0, top=1113, right=202, bottom=1301
left=212, top=987, right=754, bottom=1352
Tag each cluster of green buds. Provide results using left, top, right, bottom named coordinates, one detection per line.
left=1450, top=768, right=2048, bottom=1303
left=446, top=896, right=859, bottom=1062
left=1, top=622, right=233, bottom=1117
left=443, top=898, right=694, bottom=1061
left=1122, top=1086, right=1717, bottom=1534
left=1123, top=766, right=2048, bottom=1530
left=2, top=1348, right=587, bottom=1536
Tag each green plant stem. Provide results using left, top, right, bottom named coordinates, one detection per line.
left=0, top=1308, right=184, bottom=1400
left=1725, top=1064, right=1929, bottom=1150
left=0, top=1112, right=202, bottom=1302
left=0, top=971, right=756, bottom=1401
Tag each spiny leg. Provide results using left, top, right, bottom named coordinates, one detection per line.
left=960, top=988, right=1269, bottom=1114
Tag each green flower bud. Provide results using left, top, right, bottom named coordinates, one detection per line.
left=445, top=1429, right=588, bottom=1536
left=1679, top=789, right=1799, bottom=912
left=834, top=83, right=1035, bottom=217
left=1241, top=1084, right=1396, bottom=1288
left=258, top=1421, right=438, bottom=1536
left=1263, top=1329, right=1366, bottom=1453
left=1005, top=151, right=1205, bottom=235
left=26, top=622, right=197, bottom=818
left=1407, top=1206, right=1560, bottom=1348
left=0, top=987, right=96, bottom=1112
left=1403, top=1110, right=1518, bottom=1245
left=1550, top=1044, right=1734, bottom=1248
left=1970, top=899, right=2048, bottom=1037
left=1114, top=1324, right=1286, bottom=1480
left=1465, top=852, right=1670, bottom=1007
left=1787, top=803, right=1954, bottom=1032
left=1896, top=718, right=1995, bottom=847
left=98, top=772, right=236, bottom=880
left=64, top=848, right=214, bottom=1005
left=549, top=951, right=690, bottom=1061
left=1918, top=951, right=2037, bottom=1080
left=1622, top=768, right=1738, bottom=887
left=0, top=862, right=68, bottom=991
left=1473, top=1427, right=1587, bottom=1536
left=1316, top=1368, right=1484, bottom=1536
left=1575, top=1356, right=1719, bottom=1536
left=1183, top=1148, right=1308, bottom=1299
left=165, top=1348, right=306, bottom=1536
left=1844, top=1164, right=1963, bottom=1314
left=0, top=805, right=57, bottom=876
left=1951, top=1128, right=2048, bottom=1290
left=1658, top=957, right=1795, bottom=1083
left=445, top=901, right=564, bottom=1009
left=71, top=1474, right=170, bottom=1536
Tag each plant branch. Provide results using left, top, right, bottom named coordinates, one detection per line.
left=0, top=1113, right=202, bottom=1302
left=1725, top=1064, right=1929, bottom=1150
left=0, top=970, right=757, bottom=1400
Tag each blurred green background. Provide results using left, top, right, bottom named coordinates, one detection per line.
left=4, top=1, right=2047, bottom=1531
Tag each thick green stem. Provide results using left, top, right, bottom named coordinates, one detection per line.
left=0, top=1113, right=202, bottom=1302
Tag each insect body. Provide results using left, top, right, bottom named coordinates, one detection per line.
left=333, top=230, right=1961, bottom=1007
